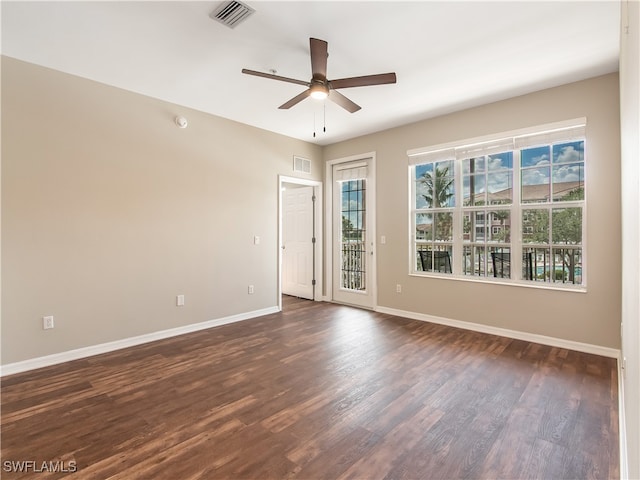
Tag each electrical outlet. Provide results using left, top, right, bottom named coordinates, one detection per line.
left=43, top=316, right=54, bottom=330
left=254, top=236, right=260, bottom=245
left=380, top=235, right=386, bottom=245
left=176, top=294, right=185, bottom=306
left=248, top=285, right=254, bottom=294
left=396, top=284, right=402, bottom=293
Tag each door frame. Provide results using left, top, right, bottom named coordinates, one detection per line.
left=325, top=152, right=377, bottom=309
left=278, top=175, right=324, bottom=311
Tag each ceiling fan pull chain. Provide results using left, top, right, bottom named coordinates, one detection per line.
left=313, top=111, right=316, bottom=138
left=323, top=102, right=326, bottom=133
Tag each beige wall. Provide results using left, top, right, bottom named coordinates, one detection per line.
left=620, top=0, right=640, bottom=476
left=324, top=73, right=621, bottom=349
left=1, top=57, right=322, bottom=365
left=0, top=58, right=622, bottom=366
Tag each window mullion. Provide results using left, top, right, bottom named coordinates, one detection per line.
left=410, top=166, right=416, bottom=274
left=453, top=158, right=463, bottom=275
left=512, top=149, right=522, bottom=280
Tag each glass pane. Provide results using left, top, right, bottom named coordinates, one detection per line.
left=522, top=209, right=549, bottom=244
left=488, top=210, right=510, bottom=243
left=487, top=172, right=512, bottom=205
left=489, top=247, right=511, bottom=279
left=417, top=245, right=452, bottom=273
left=463, top=212, right=472, bottom=242
left=341, top=216, right=351, bottom=240
left=521, top=146, right=550, bottom=168
left=463, top=211, right=486, bottom=243
left=415, top=213, right=433, bottom=241
left=417, top=161, right=455, bottom=208
left=474, top=212, right=486, bottom=242
left=462, top=157, right=486, bottom=174
left=463, top=246, right=473, bottom=275
left=341, top=241, right=366, bottom=290
left=355, top=211, right=364, bottom=235
left=552, top=207, right=582, bottom=245
left=463, top=174, right=486, bottom=206
left=434, top=212, right=453, bottom=242
left=340, top=179, right=367, bottom=292
left=347, top=212, right=359, bottom=238
left=521, top=166, right=551, bottom=203
left=553, top=141, right=584, bottom=164
left=470, top=246, right=487, bottom=276
left=349, top=190, right=359, bottom=211
left=341, top=190, right=349, bottom=210
left=552, top=248, right=582, bottom=284
left=525, top=247, right=552, bottom=282
left=487, top=152, right=513, bottom=171
left=415, top=163, right=433, bottom=209
left=416, top=245, right=428, bottom=271
left=552, top=163, right=584, bottom=201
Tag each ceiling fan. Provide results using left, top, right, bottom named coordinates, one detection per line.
left=242, top=38, right=397, bottom=113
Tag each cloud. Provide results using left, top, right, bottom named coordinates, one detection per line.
left=487, top=172, right=511, bottom=193
left=534, top=154, right=550, bottom=165
left=488, top=156, right=508, bottom=170
left=522, top=168, right=550, bottom=185
left=521, top=153, right=550, bottom=168
left=553, top=164, right=583, bottom=182
left=555, top=145, right=582, bottom=163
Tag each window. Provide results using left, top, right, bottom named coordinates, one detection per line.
left=340, top=179, right=367, bottom=290
left=409, top=120, right=586, bottom=288
left=414, top=161, right=454, bottom=273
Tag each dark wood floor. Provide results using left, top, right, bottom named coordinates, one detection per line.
left=1, top=296, right=618, bottom=479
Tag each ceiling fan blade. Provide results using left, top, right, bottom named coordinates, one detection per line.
left=310, top=38, right=328, bottom=79
left=330, top=73, right=397, bottom=90
left=242, top=69, right=310, bottom=87
left=279, top=89, right=311, bottom=109
left=328, top=90, right=361, bottom=113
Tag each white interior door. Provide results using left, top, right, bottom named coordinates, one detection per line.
left=332, top=161, right=375, bottom=309
left=282, top=186, right=315, bottom=300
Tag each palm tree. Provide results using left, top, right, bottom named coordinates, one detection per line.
left=421, top=166, right=454, bottom=208
left=421, top=166, right=454, bottom=244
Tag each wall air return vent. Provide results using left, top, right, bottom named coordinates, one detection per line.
left=210, top=1, right=255, bottom=29
left=293, top=156, right=311, bottom=175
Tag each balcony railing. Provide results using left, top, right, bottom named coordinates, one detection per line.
left=341, top=240, right=366, bottom=291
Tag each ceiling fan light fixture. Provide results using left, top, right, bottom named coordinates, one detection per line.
left=310, top=83, right=328, bottom=100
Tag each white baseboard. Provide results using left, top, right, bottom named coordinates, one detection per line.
left=375, top=305, right=620, bottom=358
left=0, top=306, right=280, bottom=377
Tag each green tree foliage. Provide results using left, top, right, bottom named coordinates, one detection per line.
left=342, top=216, right=364, bottom=241
left=421, top=166, right=454, bottom=208
left=490, top=210, right=511, bottom=242
left=553, top=188, right=583, bottom=282
left=522, top=187, right=583, bottom=283
left=421, top=166, right=454, bottom=243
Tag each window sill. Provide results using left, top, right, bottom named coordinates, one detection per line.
left=409, top=271, right=587, bottom=293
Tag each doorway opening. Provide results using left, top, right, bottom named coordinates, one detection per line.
left=278, top=176, right=323, bottom=311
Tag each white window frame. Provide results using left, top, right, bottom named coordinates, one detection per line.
left=408, top=118, right=587, bottom=291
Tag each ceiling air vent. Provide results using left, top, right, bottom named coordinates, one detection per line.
left=210, top=1, right=255, bottom=29
left=293, top=156, right=311, bottom=175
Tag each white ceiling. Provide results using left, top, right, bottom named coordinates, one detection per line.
left=1, top=1, right=621, bottom=146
